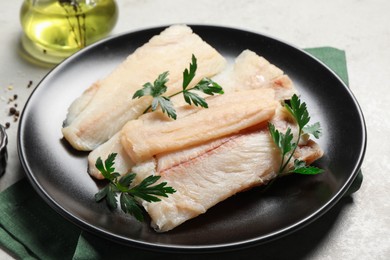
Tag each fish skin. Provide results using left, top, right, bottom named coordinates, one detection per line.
left=62, top=25, right=226, bottom=151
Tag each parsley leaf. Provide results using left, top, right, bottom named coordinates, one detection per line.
left=284, top=94, right=310, bottom=129
left=182, top=77, right=224, bottom=108
left=268, top=124, right=294, bottom=157
left=182, top=54, right=197, bottom=90
left=291, top=159, right=324, bottom=175
left=303, top=122, right=322, bottom=139
left=304, top=166, right=323, bottom=174
left=129, top=175, right=176, bottom=202
left=152, top=96, right=177, bottom=120
left=193, top=78, right=224, bottom=95
left=180, top=56, right=223, bottom=108
left=133, top=71, right=169, bottom=99
left=181, top=55, right=224, bottom=107
left=95, top=153, right=120, bottom=181
left=94, top=153, right=176, bottom=222
left=183, top=91, right=208, bottom=108
left=120, top=193, right=144, bottom=221
left=132, top=71, right=177, bottom=119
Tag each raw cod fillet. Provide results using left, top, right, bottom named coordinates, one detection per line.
left=213, top=49, right=295, bottom=100
left=120, top=88, right=278, bottom=163
left=87, top=50, right=295, bottom=179
left=133, top=107, right=323, bottom=232
left=62, top=24, right=226, bottom=151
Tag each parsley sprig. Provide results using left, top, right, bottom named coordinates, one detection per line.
left=132, top=54, right=224, bottom=119
left=94, top=153, right=176, bottom=221
left=268, top=94, right=323, bottom=175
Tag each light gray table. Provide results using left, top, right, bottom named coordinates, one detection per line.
left=1, top=1, right=389, bottom=259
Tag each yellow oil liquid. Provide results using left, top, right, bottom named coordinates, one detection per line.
left=20, top=0, right=118, bottom=64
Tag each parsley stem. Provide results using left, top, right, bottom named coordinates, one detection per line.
left=265, top=126, right=302, bottom=196
left=279, top=128, right=302, bottom=174
left=167, top=90, right=184, bottom=98
left=143, top=105, right=151, bottom=114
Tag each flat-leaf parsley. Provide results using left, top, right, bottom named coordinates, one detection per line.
left=268, top=94, right=323, bottom=175
left=133, top=54, right=223, bottom=119
left=94, top=153, right=176, bottom=221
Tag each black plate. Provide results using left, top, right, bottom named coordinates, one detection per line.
left=18, top=25, right=366, bottom=252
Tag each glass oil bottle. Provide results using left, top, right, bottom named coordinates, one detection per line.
left=20, top=0, right=118, bottom=64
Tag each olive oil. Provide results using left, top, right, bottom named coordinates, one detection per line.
left=20, top=0, right=118, bottom=64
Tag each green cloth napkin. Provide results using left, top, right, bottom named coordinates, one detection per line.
left=0, top=47, right=362, bottom=259
left=304, top=47, right=349, bottom=85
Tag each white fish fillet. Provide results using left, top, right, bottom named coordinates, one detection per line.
left=62, top=24, right=226, bottom=151
left=213, top=49, right=295, bottom=100
left=134, top=107, right=323, bottom=232
left=87, top=50, right=295, bottom=178
left=120, top=88, right=278, bottom=163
